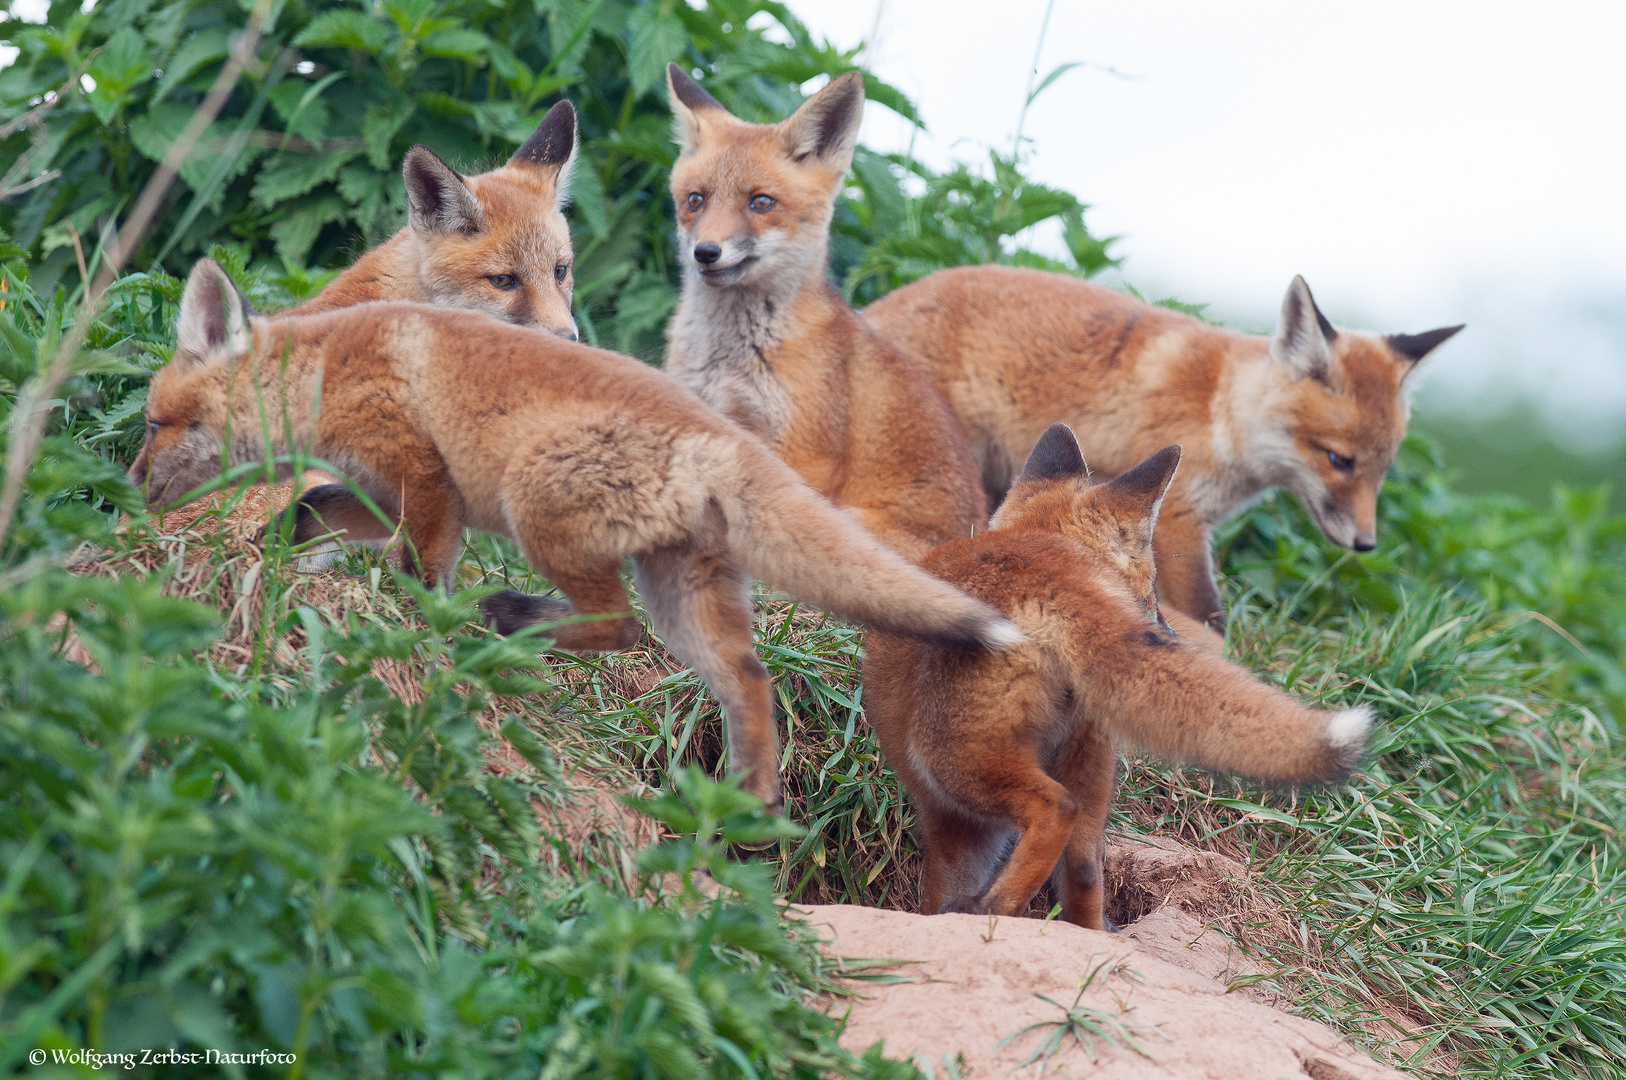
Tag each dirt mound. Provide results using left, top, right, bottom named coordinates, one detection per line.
left=801, top=903, right=1405, bottom=1079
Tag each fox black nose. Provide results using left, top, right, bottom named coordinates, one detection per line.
left=693, top=242, right=722, bottom=266
left=1353, top=533, right=1376, bottom=551
left=555, top=326, right=578, bottom=342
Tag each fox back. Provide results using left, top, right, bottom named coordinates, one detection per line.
left=866, top=266, right=1462, bottom=625
left=135, top=260, right=1023, bottom=814
left=291, top=101, right=581, bottom=339
left=660, top=64, right=985, bottom=561
left=862, top=425, right=1372, bottom=928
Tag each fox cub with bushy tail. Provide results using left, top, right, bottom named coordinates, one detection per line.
left=867, top=268, right=1462, bottom=628
left=661, top=63, right=985, bottom=563
left=862, top=425, right=1372, bottom=929
left=132, top=260, right=1022, bottom=813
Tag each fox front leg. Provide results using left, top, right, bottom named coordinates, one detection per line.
left=397, top=488, right=468, bottom=588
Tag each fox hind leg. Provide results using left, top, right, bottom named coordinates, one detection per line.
left=1051, top=722, right=1117, bottom=930
left=919, top=811, right=1011, bottom=915
left=948, top=760, right=1079, bottom=917
left=634, top=542, right=782, bottom=816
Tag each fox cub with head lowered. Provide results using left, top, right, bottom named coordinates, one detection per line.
left=867, top=268, right=1463, bottom=629
left=862, top=425, right=1372, bottom=929
left=133, top=260, right=1022, bottom=813
left=661, top=63, right=984, bottom=563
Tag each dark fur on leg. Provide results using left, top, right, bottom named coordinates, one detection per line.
left=480, top=589, right=575, bottom=635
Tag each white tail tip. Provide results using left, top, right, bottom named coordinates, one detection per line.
left=983, top=618, right=1026, bottom=649
left=1326, top=706, right=1374, bottom=748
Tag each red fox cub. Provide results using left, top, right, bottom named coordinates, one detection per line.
left=866, top=268, right=1463, bottom=627
left=862, top=425, right=1372, bottom=929
left=279, top=100, right=579, bottom=548
left=290, top=100, right=580, bottom=338
left=661, top=63, right=985, bottom=563
left=132, top=260, right=1022, bottom=813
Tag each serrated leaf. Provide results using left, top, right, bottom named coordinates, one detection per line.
left=626, top=6, right=687, bottom=97
left=85, top=26, right=151, bottom=123
left=268, top=195, right=349, bottom=266
left=420, top=26, right=491, bottom=62
left=128, top=105, right=263, bottom=205
left=362, top=99, right=415, bottom=169
left=293, top=10, right=391, bottom=53
left=152, top=29, right=230, bottom=104
left=252, top=151, right=361, bottom=209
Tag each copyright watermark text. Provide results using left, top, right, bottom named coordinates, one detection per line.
left=28, top=1048, right=298, bottom=1068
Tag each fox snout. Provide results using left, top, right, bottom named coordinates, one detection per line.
left=1311, top=497, right=1378, bottom=552
left=688, top=236, right=755, bottom=286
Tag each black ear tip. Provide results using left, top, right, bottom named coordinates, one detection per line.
left=1018, top=423, right=1087, bottom=482
left=547, top=99, right=575, bottom=120
left=1110, top=444, right=1182, bottom=498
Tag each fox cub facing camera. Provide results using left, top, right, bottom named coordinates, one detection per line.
left=861, top=425, right=1373, bottom=929
left=661, top=63, right=985, bottom=563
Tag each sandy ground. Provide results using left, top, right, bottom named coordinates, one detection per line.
left=801, top=901, right=1407, bottom=1079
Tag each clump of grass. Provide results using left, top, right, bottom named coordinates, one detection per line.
left=999, top=954, right=1152, bottom=1072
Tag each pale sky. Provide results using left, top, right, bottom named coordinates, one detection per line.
left=789, top=0, right=1626, bottom=451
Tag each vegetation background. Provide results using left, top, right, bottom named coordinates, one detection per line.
left=1, top=0, right=1624, bottom=1077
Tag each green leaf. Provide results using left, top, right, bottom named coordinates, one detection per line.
left=152, top=29, right=230, bottom=104
left=85, top=26, right=151, bottom=123
left=566, top=154, right=607, bottom=238
left=293, top=10, right=391, bottom=53
left=267, top=195, right=349, bottom=266
left=626, top=6, right=687, bottom=97
left=252, top=151, right=361, bottom=209
left=612, top=270, right=676, bottom=354
left=128, top=105, right=263, bottom=204
left=1025, top=60, right=1082, bottom=107
left=419, top=26, right=491, bottom=62
left=362, top=99, right=416, bottom=170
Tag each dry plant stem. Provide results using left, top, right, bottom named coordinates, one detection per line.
left=0, top=0, right=272, bottom=549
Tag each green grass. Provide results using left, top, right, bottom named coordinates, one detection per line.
left=4, top=11, right=1626, bottom=1071
left=7, top=239, right=1626, bottom=1078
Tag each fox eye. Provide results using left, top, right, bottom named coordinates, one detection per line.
left=148, top=420, right=160, bottom=437
left=749, top=194, right=776, bottom=213
left=488, top=274, right=519, bottom=290
left=686, top=192, right=704, bottom=211
left=554, top=264, right=569, bottom=284
left=1327, top=450, right=1355, bottom=472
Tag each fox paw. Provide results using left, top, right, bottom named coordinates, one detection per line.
left=937, top=894, right=988, bottom=915
left=480, top=590, right=573, bottom=636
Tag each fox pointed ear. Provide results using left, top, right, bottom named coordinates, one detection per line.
left=667, top=62, right=727, bottom=154
left=403, top=146, right=485, bottom=235
left=1018, top=423, right=1089, bottom=483
left=508, top=101, right=577, bottom=210
left=1271, top=275, right=1337, bottom=382
left=777, top=71, right=864, bottom=169
left=1101, top=445, right=1182, bottom=536
left=176, top=258, right=253, bottom=361
left=1386, top=324, right=1464, bottom=368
